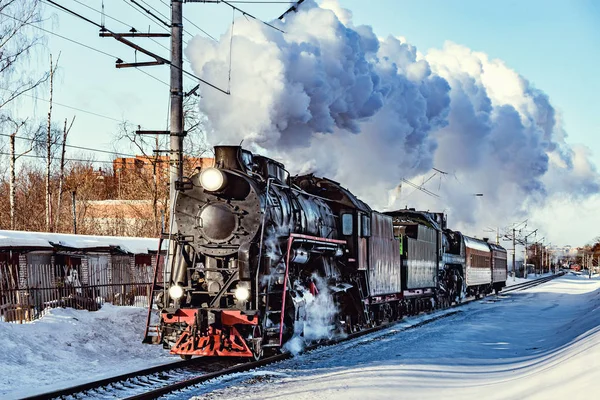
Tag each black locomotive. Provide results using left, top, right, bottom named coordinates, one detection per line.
left=149, top=145, right=506, bottom=359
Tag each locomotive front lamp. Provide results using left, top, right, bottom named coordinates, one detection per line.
left=234, top=286, right=250, bottom=301
left=199, top=167, right=226, bottom=191
left=168, top=284, right=184, bottom=300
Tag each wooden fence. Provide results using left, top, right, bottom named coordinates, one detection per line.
left=0, top=263, right=164, bottom=324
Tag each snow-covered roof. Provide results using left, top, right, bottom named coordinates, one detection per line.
left=0, top=230, right=164, bottom=254
left=463, top=235, right=491, bottom=253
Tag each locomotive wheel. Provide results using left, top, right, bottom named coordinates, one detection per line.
left=251, top=325, right=264, bottom=361
left=180, top=355, right=192, bottom=360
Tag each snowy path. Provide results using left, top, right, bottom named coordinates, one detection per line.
left=183, top=273, right=600, bottom=400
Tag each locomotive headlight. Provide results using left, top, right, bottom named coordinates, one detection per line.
left=168, top=284, right=184, bottom=300
left=234, top=286, right=250, bottom=302
left=199, top=168, right=226, bottom=191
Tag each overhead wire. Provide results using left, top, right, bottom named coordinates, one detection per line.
left=0, top=12, right=121, bottom=60
left=121, top=0, right=170, bottom=31
left=0, top=87, right=124, bottom=123
left=44, top=0, right=229, bottom=94
left=0, top=151, right=116, bottom=164
left=157, top=0, right=218, bottom=41
left=0, top=132, right=137, bottom=158
left=220, top=0, right=285, bottom=33
left=38, top=1, right=170, bottom=87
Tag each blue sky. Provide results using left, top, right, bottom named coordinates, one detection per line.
left=9, top=0, right=600, bottom=165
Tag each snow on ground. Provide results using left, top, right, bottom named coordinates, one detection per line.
left=1, top=272, right=598, bottom=400
left=183, top=273, right=600, bottom=400
left=0, top=305, right=179, bottom=399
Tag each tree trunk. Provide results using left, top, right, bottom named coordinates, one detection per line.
left=10, top=134, right=16, bottom=230
left=46, top=54, right=54, bottom=232
left=153, top=134, right=159, bottom=236
left=55, top=116, right=74, bottom=231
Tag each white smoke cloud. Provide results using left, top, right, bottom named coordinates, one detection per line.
left=185, top=0, right=600, bottom=245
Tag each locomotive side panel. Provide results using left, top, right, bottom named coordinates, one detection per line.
left=464, top=236, right=492, bottom=286
left=368, top=212, right=402, bottom=296
left=405, top=224, right=437, bottom=289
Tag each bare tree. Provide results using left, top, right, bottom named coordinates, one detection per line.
left=3, top=117, right=39, bottom=229
left=114, top=122, right=166, bottom=236
left=45, top=53, right=59, bottom=231
left=54, top=116, right=75, bottom=231
left=183, top=93, right=211, bottom=162
left=0, top=0, right=48, bottom=110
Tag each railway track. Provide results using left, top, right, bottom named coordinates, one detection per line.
left=25, top=273, right=564, bottom=400
left=501, top=271, right=564, bottom=294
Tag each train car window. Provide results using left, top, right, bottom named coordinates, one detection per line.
left=342, top=213, right=353, bottom=235
left=361, top=215, right=371, bottom=237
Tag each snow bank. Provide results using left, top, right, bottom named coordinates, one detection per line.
left=0, top=305, right=178, bottom=399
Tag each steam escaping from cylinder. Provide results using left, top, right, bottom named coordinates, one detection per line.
left=185, top=0, right=600, bottom=244
left=283, top=274, right=341, bottom=356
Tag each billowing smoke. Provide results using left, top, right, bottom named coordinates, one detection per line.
left=185, top=1, right=600, bottom=244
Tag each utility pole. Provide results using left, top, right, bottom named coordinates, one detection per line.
left=541, top=244, right=544, bottom=275
left=71, top=191, right=77, bottom=234
left=512, top=228, right=516, bottom=281
left=524, top=235, right=528, bottom=278
left=170, top=0, right=184, bottom=217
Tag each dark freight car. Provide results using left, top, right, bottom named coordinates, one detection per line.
left=367, top=212, right=402, bottom=296
left=402, top=224, right=437, bottom=290
left=386, top=211, right=438, bottom=294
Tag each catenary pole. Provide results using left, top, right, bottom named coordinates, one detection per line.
left=512, top=228, right=516, bottom=281
left=170, top=0, right=184, bottom=205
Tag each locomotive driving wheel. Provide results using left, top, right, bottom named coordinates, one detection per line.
left=250, top=324, right=264, bottom=361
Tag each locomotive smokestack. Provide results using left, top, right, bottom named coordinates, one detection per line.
left=214, top=146, right=244, bottom=171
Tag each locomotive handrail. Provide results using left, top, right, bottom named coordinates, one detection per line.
left=255, top=177, right=275, bottom=308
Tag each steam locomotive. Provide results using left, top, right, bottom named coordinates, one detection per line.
left=150, top=145, right=507, bottom=359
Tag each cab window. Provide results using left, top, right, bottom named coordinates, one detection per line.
left=342, top=213, right=353, bottom=235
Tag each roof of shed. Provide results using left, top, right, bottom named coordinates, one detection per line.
left=0, top=230, right=164, bottom=254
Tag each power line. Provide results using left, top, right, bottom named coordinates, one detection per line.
left=135, top=0, right=171, bottom=26
left=2, top=9, right=170, bottom=88
left=69, top=0, right=173, bottom=56
left=157, top=0, right=218, bottom=41
left=70, top=0, right=135, bottom=29
left=0, top=151, right=115, bottom=164
left=135, top=67, right=170, bottom=87
left=46, top=0, right=228, bottom=94
left=0, top=12, right=121, bottom=60
left=0, top=132, right=137, bottom=158
left=0, top=87, right=125, bottom=123
left=121, top=0, right=170, bottom=30
left=0, top=150, right=172, bottom=165
left=219, top=0, right=285, bottom=33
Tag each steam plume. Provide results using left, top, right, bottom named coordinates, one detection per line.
left=185, top=0, right=600, bottom=244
